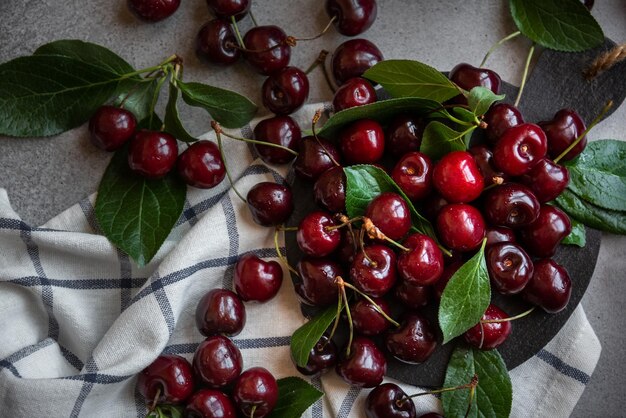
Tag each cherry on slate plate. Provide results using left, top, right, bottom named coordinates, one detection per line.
left=177, top=140, right=225, bottom=188
left=519, top=158, right=569, bottom=203
left=295, top=257, right=343, bottom=306
left=464, top=304, right=512, bottom=350
left=326, top=0, right=378, bottom=37
left=253, top=115, right=301, bottom=164
left=483, top=103, right=524, bottom=145
left=193, top=335, right=243, bottom=388
left=185, top=389, right=236, bottom=418
left=128, top=0, right=180, bottom=22
left=397, top=233, right=443, bottom=286
left=351, top=297, right=392, bottom=336
left=519, top=205, right=572, bottom=258
left=394, top=280, right=431, bottom=309
left=234, top=253, right=283, bottom=302
left=365, top=192, right=411, bottom=241
left=486, top=243, right=533, bottom=295
left=485, top=226, right=517, bottom=246
left=262, top=66, right=309, bottom=115
left=436, top=203, right=486, bottom=252
left=483, top=183, right=540, bottom=228
left=448, top=63, right=501, bottom=105
left=539, top=108, right=587, bottom=162
left=339, top=119, right=385, bottom=164
left=336, top=336, right=387, bottom=388
left=391, top=152, right=433, bottom=201
left=246, top=182, right=294, bottom=227
left=386, top=114, right=424, bottom=158
left=365, top=383, right=417, bottom=418
left=293, top=334, right=337, bottom=376
left=128, top=130, right=178, bottom=179
left=232, top=367, right=279, bottom=418
left=350, top=244, right=397, bottom=298
left=432, top=151, right=484, bottom=203
left=88, top=105, right=137, bottom=151
left=296, top=211, right=341, bottom=257
left=331, top=38, right=383, bottom=85
left=293, top=137, right=341, bottom=182
left=196, top=19, right=241, bottom=66
left=313, top=166, right=347, bottom=213
left=137, top=354, right=194, bottom=404
left=523, top=259, right=572, bottom=313
left=492, top=123, right=547, bottom=176
left=195, top=288, right=246, bottom=337
left=243, top=25, right=291, bottom=75
left=385, top=313, right=438, bottom=364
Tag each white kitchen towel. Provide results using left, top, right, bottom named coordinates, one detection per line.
left=0, top=104, right=601, bottom=417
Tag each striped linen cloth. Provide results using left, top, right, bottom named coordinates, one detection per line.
left=0, top=104, right=600, bottom=417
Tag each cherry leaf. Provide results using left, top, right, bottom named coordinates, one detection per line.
left=164, top=81, right=197, bottom=142
left=562, top=218, right=587, bottom=247
left=290, top=304, right=338, bottom=368
left=420, top=121, right=471, bottom=160
left=556, top=189, right=626, bottom=235
left=467, top=86, right=505, bottom=117
left=267, top=377, right=323, bottom=418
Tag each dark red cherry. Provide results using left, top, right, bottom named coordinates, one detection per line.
left=195, top=288, right=246, bottom=337
left=365, top=192, right=411, bottom=241
left=206, top=0, right=250, bottom=20
left=185, top=389, right=236, bottom=418
left=419, top=414, right=444, bottom=418
left=193, top=335, right=243, bottom=388
left=483, top=103, right=524, bottom=145
left=128, top=0, right=180, bottom=21
left=486, top=243, right=533, bottom=294
left=232, top=367, right=279, bottom=418
left=394, top=281, right=431, bottom=309
left=246, top=182, right=293, bottom=226
left=295, top=257, right=343, bottom=306
left=464, top=304, right=512, bottom=350
left=331, top=39, right=383, bottom=85
left=434, top=261, right=463, bottom=299
left=350, top=244, right=397, bottom=297
left=336, top=336, right=386, bottom=388
left=262, top=66, right=309, bottom=115
left=539, top=109, right=587, bottom=162
left=397, top=233, right=444, bottom=286
left=177, top=140, right=225, bottom=188
left=314, top=166, right=346, bottom=213
left=385, top=313, right=437, bottom=364
left=519, top=158, right=570, bottom=203
left=128, top=130, right=178, bottom=179
left=335, top=228, right=358, bottom=265
left=386, top=114, right=424, bottom=158
left=234, top=254, right=283, bottom=302
left=432, top=151, right=484, bottom=203
left=297, top=211, right=341, bottom=257
left=448, top=63, right=501, bottom=105
left=294, top=137, right=341, bottom=181
left=437, top=204, right=486, bottom=252
left=422, top=194, right=449, bottom=222
left=485, top=226, right=517, bottom=247
left=89, top=105, right=137, bottom=151
left=483, top=183, right=540, bottom=228
left=493, top=123, right=548, bottom=176
left=137, top=354, right=193, bottom=404
left=326, top=0, right=377, bottom=36
left=351, top=297, right=392, bottom=336
left=339, top=119, right=385, bottom=164
left=243, top=25, right=291, bottom=75
left=391, top=152, right=433, bottom=201
left=253, top=115, right=301, bottom=164
left=365, top=383, right=417, bottom=418
left=523, top=259, right=572, bottom=313
left=519, top=205, right=572, bottom=258
left=333, top=77, right=377, bottom=112
left=196, top=19, right=241, bottom=65
left=293, top=334, right=337, bottom=376
left=468, top=145, right=509, bottom=186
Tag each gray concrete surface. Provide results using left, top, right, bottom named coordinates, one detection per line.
left=0, top=0, right=624, bottom=416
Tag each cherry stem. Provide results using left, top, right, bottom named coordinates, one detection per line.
left=478, top=321, right=486, bottom=350
left=274, top=228, right=300, bottom=278
left=404, top=374, right=478, bottom=401
left=249, top=10, right=259, bottom=27
left=363, top=218, right=410, bottom=252
left=213, top=122, right=247, bottom=202
left=553, top=100, right=613, bottom=164
left=337, top=277, right=354, bottom=357
left=481, top=306, right=535, bottom=323
left=514, top=44, right=535, bottom=108
left=464, top=382, right=477, bottom=418
left=342, top=281, right=400, bottom=327
left=215, top=122, right=299, bottom=156
left=249, top=405, right=257, bottom=418
left=230, top=16, right=245, bottom=48
left=311, top=108, right=341, bottom=167
left=326, top=277, right=346, bottom=345
left=305, top=50, right=329, bottom=75
left=291, top=16, right=337, bottom=43
left=480, top=31, right=522, bottom=68
left=358, top=227, right=376, bottom=266
left=277, top=226, right=298, bottom=232
left=148, top=387, right=161, bottom=413
left=325, top=216, right=363, bottom=231
left=483, top=178, right=503, bottom=192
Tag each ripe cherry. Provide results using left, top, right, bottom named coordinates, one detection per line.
left=128, top=130, right=178, bottom=179
left=293, top=137, right=341, bottom=182
left=297, top=211, right=341, bottom=257
left=185, top=389, right=236, bottom=418
left=523, top=259, right=572, bottom=313
left=326, top=0, right=378, bottom=36
left=483, top=103, right=524, bottom=145
left=486, top=243, right=533, bottom=295
left=485, top=226, right=517, bottom=246
left=493, top=123, right=548, bottom=176
left=448, top=63, right=501, bottom=105
left=331, top=39, right=383, bottom=85
left=195, top=288, right=246, bottom=337
left=339, top=119, right=385, bottom=164
left=177, top=140, right=225, bottom=188
left=519, top=205, right=572, bottom=258
left=295, top=257, right=343, bottom=306
left=350, top=244, right=397, bottom=297
left=432, top=151, right=484, bottom=203
left=293, top=334, right=337, bottom=376
left=243, top=26, right=291, bottom=75
left=365, top=383, right=417, bottom=418
left=137, top=354, right=194, bottom=404
left=196, top=19, right=241, bottom=65
left=262, top=66, right=309, bottom=115
left=468, top=145, right=509, bottom=186
left=206, top=0, right=250, bottom=21
left=351, top=297, right=392, bottom=336
left=128, top=0, right=180, bottom=21
left=246, top=182, right=294, bottom=226
left=253, top=115, right=301, bottom=164
left=394, top=281, right=431, bottom=309
left=193, top=335, right=243, bottom=388
left=539, top=109, right=587, bottom=162
left=385, top=313, right=437, bottom=364
left=397, top=233, right=443, bottom=286
left=89, top=105, right=137, bottom=151
left=365, top=192, right=411, bottom=241
left=483, top=183, right=540, bottom=228
left=234, top=254, right=283, bottom=302
left=333, top=77, right=377, bottom=112
left=232, top=367, right=279, bottom=418
left=464, top=304, right=512, bottom=350
left=436, top=204, right=486, bottom=252
left=391, top=152, right=433, bottom=201
left=422, top=194, right=449, bottom=222
left=336, top=228, right=358, bottom=265
left=519, top=158, right=569, bottom=203
left=313, top=166, right=346, bottom=213
left=336, top=336, right=386, bottom=388
left=386, top=114, right=424, bottom=158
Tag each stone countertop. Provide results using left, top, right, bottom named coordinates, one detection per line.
left=0, top=0, right=624, bottom=415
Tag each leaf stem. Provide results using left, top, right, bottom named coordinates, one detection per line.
left=274, top=228, right=300, bottom=278
left=342, top=281, right=400, bottom=327
left=214, top=124, right=247, bottom=202
left=480, top=31, right=521, bottom=67
left=124, top=55, right=180, bottom=80
left=514, top=44, right=535, bottom=108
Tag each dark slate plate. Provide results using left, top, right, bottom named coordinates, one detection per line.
left=285, top=39, right=625, bottom=387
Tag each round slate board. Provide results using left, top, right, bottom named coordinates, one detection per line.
left=285, top=39, right=626, bottom=387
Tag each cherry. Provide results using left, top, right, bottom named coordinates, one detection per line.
left=385, top=313, right=437, bottom=364
left=493, top=123, right=548, bottom=176
left=206, top=0, right=250, bottom=21
left=419, top=414, right=444, bottom=418
left=195, top=288, right=246, bottom=337
left=436, top=204, right=486, bottom=252
left=339, top=119, right=385, bottom=164
left=519, top=205, right=572, bottom=258
left=293, top=137, right=341, bottom=182
left=394, top=281, right=431, bottom=309
left=297, top=211, right=341, bottom=257
left=336, top=336, right=386, bottom=388
left=331, top=39, right=384, bottom=86
left=464, top=304, right=512, bottom=350
left=432, top=151, right=484, bottom=203
left=397, top=233, right=444, bottom=286
left=483, top=183, right=540, bottom=228
left=243, top=25, right=291, bottom=75
left=193, top=335, right=243, bottom=388
left=433, top=260, right=463, bottom=299
left=486, top=243, right=533, bottom=295
left=196, top=19, right=241, bottom=66
left=234, top=254, right=283, bottom=302
left=128, top=130, right=178, bottom=179
left=351, top=297, right=392, bottom=336
left=246, top=182, right=293, bottom=226
left=365, top=192, right=411, bottom=241
left=128, top=0, right=180, bottom=21
left=391, top=152, right=433, bottom=201
left=326, top=0, right=377, bottom=36
left=312, top=168, right=346, bottom=215
left=185, top=389, right=237, bottom=418
left=262, top=66, right=309, bottom=115
left=293, top=334, right=337, bottom=376
left=539, top=109, right=587, bottom=162
left=448, top=63, right=501, bottom=105
left=523, top=259, right=572, bottom=313
left=421, top=194, right=449, bottom=222
left=88, top=105, right=137, bottom=151
left=468, top=145, right=509, bottom=186
left=386, top=114, right=424, bottom=158
left=483, top=103, right=524, bottom=145
left=295, top=257, right=343, bottom=306
left=519, top=158, right=569, bottom=203
left=177, top=140, right=225, bottom=189
left=253, top=115, right=301, bottom=164
left=485, top=226, right=517, bottom=247
left=137, top=354, right=194, bottom=404
left=333, top=77, right=377, bottom=112
left=336, top=228, right=358, bottom=265
left=365, top=383, right=417, bottom=418
left=232, top=367, right=279, bottom=418
left=350, top=244, right=397, bottom=297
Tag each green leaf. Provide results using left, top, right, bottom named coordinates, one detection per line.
left=318, top=97, right=443, bottom=138
left=443, top=346, right=512, bottom=418
left=562, top=218, right=586, bottom=247
left=0, top=55, right=133, bottom=137
left=467, top=87, right=505, bottom=117
left=438, top=239, right=490, bottom=344
left=509, top=0, right=604, bottom=52
left=164, top=82, right=197, bottom=142
left=420, top=121, right=471, bottom=160
left=290, top=304, right=339, bottom=368
left=153, top=405, right=183, bottom=418
left=343, top=165, right=436, bottom=238
left=556, top=189, right=626, bottom=234
left=94, top=143, right=186, bottom=266
left=178, top=80, right=257, bottom=129
left=364, top=60, right=460, bottom=102
left=267, top=377, right=323, bottom=418
left=111, top=78, right=160, bottom=123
